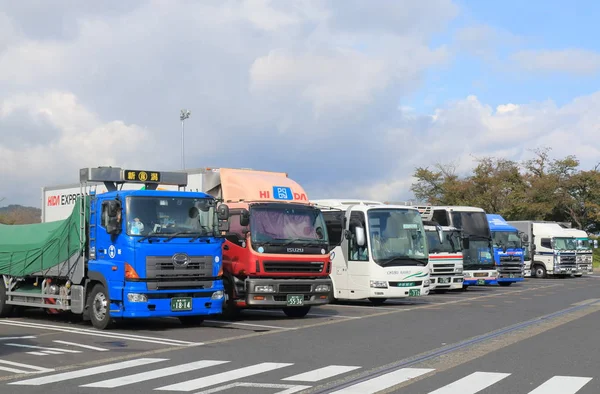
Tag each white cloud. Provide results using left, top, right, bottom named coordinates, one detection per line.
left=510, top=49, right=600, bottom=76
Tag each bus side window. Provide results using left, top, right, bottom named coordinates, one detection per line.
left=348, top=212, right=368, bottom=261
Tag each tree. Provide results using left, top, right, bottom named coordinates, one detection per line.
left=411, top=162, right=471, bottom=205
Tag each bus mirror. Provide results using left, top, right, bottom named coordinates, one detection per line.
left=217, top=204, right=230, bottom=220
left=462, top=237, right=470, bottom=250
left=355, top=227, right=366, bottom=247
left=520, top=232, right=528, bottom=243
left=240, top=209, right=250, bottom=227
left=436, top=226, right=444, bottom=244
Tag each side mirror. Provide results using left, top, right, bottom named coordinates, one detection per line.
left=520, top=232, right=529, bottom=242
left=103, top=199, right=122, bottom=235
left=316, top=227, right=324, bottom=240
left=462, top=237, right=470, bottom=250
left=355, top=227, right=366, bottom=247
left=240, top=208, right=250, bottom=227
left=436, top=225, right=444, bottom=244
left=344, top=229, right=352, bottom=240
left=217, top=204, right=230, bottom=220
left=502, top=245, right=508, bottom=253
left=594, top=240, right=598, bottom=248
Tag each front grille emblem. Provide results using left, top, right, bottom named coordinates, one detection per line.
left=172, top=253, right=189, bottom=267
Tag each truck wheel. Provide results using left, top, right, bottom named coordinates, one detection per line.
left=0, top=280, right=13, bottom=318
left=88, top=284, right=114, bottom=330
left=178, top=316, right=205, bottom=326
left=222, top=278, right=240, bottom=320
left=282, top=306, right=311, bottom=318
left=533, top=265, right=546, bottom=279
left=498, top=282, right=512, bottom=287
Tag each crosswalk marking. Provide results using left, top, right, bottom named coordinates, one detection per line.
left=528, top=376, right=593, bottom=394
left=428, top=371, right=511, bottom=393
left=282, top=365, right=361, bottom=382
left=80, top=360, right=230, bottom=388
left=0, top=360, right=53, bottom=374
left=155, top=362, right=294, bottom=391
left=53, top=340, right=109, bottom=352
left=328, top=368, right=435, bottom=394
left=8, top=358, right=166, bottom=385
left=5, top=343, right=81, bottom=353
left=196, top=382, right=312, bottom=394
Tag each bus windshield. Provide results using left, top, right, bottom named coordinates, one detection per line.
left=250, top=206, right=329, bottom=245
left=426, top=229, right=462, bottom=253
left=125, top=196, right=218, bottom=237
left=451, top=211, right=490, bottom=238
left=368, top=209, right=428, bottom=266
left=492, top=230, right=522, bottom=249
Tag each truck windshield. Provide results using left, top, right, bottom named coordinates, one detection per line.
left=554, top=237, right=577, bottom=251
left=463, top=240, right=494, bottom=269
left=492, top=231, right=522, bottom=249
left=125, top=196, right=218, bottom=237
left=250, top=206, right=329, bottom=245
left=368, top=209, right=428, bottom=266
left=426, top=229, right=461, bottom=253
left=576, top=238, right=591, bottom=251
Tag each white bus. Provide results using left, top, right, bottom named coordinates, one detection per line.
left=312, top=199, right=432, bottom=304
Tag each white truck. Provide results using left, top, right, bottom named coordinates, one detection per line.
left=507, top=221, right=578, bottom=278
left=561, top=227, right=596, bottom=276
left=422, top=220, right=465, bottom=292
left=311, top=199, right=432, bottom=304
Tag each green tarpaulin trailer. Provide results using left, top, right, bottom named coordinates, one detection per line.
left=0, top=197, right=88, bottom=277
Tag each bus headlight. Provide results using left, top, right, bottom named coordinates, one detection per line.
left=370, top=280, right=388, bottom=288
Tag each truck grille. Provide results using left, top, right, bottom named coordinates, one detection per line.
left=431, top=263, right=455, bottom=275
left=145, top=255, right=214, bottom=290
left=263, top=261, right=324, bottom=273
left=559, top=255, right=576, bottom=269
left=499, top=256, right=521, bottom=262
left=497, top=263, right=523, bottom=274
left=279, top=284, right=312, bottom=293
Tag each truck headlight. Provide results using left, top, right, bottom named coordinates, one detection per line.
left=212, top=290, right=224, bottom=299
left=464, top=272, right=472, bottom=278
left=255, top=285, right=275, bottom=293
left=315, top=285, right=330, bottom=292
left=424, top=279, right=430, bottom=286
left=127, top=293, right=147, bottom=303
left=455, top=267, right=463, bottom=274
left=370, top=280, right=388, bottom=288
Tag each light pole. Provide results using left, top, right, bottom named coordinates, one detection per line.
left=180, top=109, right=191, bottom=170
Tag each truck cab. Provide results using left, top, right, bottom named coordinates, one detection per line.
left=486, top=214, right=527, bottom=286
left=422, top=221, right=464, bottom=292
left=561, top=227, right=596, bottom=276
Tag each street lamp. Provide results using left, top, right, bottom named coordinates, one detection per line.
left=180, top=109, right=191, bottom=170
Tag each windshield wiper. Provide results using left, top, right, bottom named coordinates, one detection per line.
left=278, top=238, right=327, bottom=247
left=138, top=232, right=164, bottom=242
left=378, top=256, right=428, bottom=267
left=163, top=230, right=202, bottom=242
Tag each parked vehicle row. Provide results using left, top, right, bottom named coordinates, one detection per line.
left=0, top=167, right=595, bottom=330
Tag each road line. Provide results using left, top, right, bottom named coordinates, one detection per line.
left=328, top=368, right=434, bottom=393
left=53, top=340, right=109, bottom=352
left=0, top=366, right=31, bottom=374
left=528, top=376, right=593, bottom=394
left=156, top=362, right=294, bottom=391
left=244, top=309, right=360, bottom=319
left=197, top=382, right=312, bottom=394
left=9, top=358, right=167, bottom=385
left=0, top=321, right=201, bottom=346
left=282, top=366, right=362, bottom=382
left=81, top=360, right=229, bottom=388
left=38, top=351, right=63, bottom=355
left=25, top=352, right=48, bottom=356
left=0, top=360, right=53, bottom=373
left=428, top=371, right=511, bottom=393
left=4, top=343, right=81, bottom=353
left=204, top=320, right=292, bottom=330
left=0, top=336, right=36, bottom=341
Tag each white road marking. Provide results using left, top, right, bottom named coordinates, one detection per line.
left=25, top=352, right=49, bottom=356
left=0, top=359, right=54, bottom=373
left=428, top=371, right=511, bottom=393
left=528, top=376, right=593, bottom=394
left=204, top=320, right=292, bottom=330
left=0, top=336, right=37, bottom=341
left=5, top=343, right=81, bottom=353
left=53, top=340, right=109, bottom=351
left=8, top=358, right=167, bottom=385
left=282, top=365, right=362, bottom=382
left=155, top=362, right=294, bottom=391
left=81, top=360, right=229, bottom=388
left=329, top=368, right=434, bottom=393
left=196, top=382, right=312, bottom=394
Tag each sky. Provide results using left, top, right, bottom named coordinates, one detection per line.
left=1, top=0, right=600, bottom=208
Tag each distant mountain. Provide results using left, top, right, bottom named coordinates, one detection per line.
left=0, top=205, right=41, bottom=224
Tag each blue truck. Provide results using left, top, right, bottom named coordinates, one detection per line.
left=0, top=167, right=230, bottom=329
left=486, top=214, right=526, bottom=286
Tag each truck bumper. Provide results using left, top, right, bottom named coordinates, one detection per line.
left=497, top=277, right=524, bottom=283
left=118, top=289, right=224, bottom=318
left=464, top=278, right=498, bottom=286
left=576, top=264, right=592, bottom=275
left=430, top=276, right=463, bottom=290
left=244, top=278, right=333, bottom=308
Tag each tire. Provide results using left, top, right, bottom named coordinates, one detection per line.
left=88, top=283, right=114, bottom=330
left=0, top=280, right=13, bottom=318
left=178, top=316, right=205, bottom=326
left=221, top=277, right=240, bottom=320
left=434, top=289, right=448, bottom=294
left=533, top=264, right=547, bottom=279
left=460, top=286, right=468, bottom=291
left=368, top=298, right=387, bottom=305
left=498, top=282, right=512, bottom=287
left=282, top=306, right=311, bottom=318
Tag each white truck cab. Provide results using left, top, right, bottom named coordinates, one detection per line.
left=422, top=221, right=465, bottom=292
left=313, top=199, right=432, bottom=304
left=561, top=227, right=596, bottom=276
